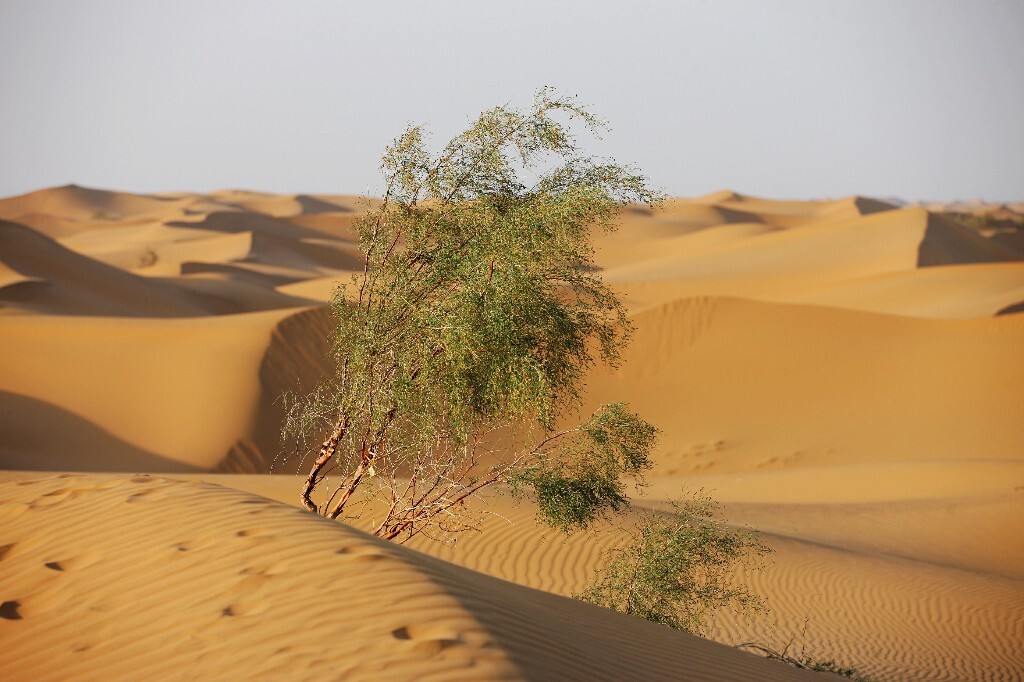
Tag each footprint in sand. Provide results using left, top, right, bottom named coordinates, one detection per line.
left=391, top=625, right=463, bottom=654
left=334, top=546, right=386, bottom=563
left=235, top=528, right=277, bottom=538
left=220, top=601, right=266, bottom=617
left=26, top=484, right=109, bottom=508
left=41, top=550, right=102, bottom=572
left=0, top=600, right=23, bottom=620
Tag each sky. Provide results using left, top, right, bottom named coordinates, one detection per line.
left=1, top=0, right=1022, bottom=202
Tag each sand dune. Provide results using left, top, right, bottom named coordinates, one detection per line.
left=405, top=497, right=1024, bottom=682
left=58, top=224, right=254, bottom=274
left=0, top=219, right=324, bottom=317
left=573, top=296, right=1024, bottom=474
left=1, top=185, right=1022, bottom=680
left=218, top=306, right=334, bottom=474
left=0, top=310, right=293, bottom=470
left=0, top=474, right=817, bottom=681
left=600, top=206, right=1021, bottom=315
left=0, top=219, right=213, bottom=316
left=0, top=184, right=189, bottom=223
left=67, top=472, right=1019, bottom=682
left=779, top=262, right=1024, bottom=318
left=0, top=185, right=363, bottom=317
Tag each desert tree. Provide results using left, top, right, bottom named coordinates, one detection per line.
left=576, top=491, right=771, bottom=635
left=282, top=88, right=660, bottom=543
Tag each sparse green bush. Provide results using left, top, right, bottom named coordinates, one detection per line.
left=961, top=212, right=997, bottom=231
left=957, top=211, right=1024, bottom=232
left=576, top=491, right=771, bottom=635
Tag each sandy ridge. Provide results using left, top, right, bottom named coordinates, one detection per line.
left=0, top=474, right=816, bottom=681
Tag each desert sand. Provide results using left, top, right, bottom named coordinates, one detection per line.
left=1, top=185, right=1022, bottom=680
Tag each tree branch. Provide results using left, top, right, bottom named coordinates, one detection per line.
left=301, top=415, right=349, bottom=513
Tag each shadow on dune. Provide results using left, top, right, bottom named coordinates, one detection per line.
left=0, top=475, right=806, bottom=681
left=167, top=211, right=323, bottom=240
left=295, top=195, right=352, bottom=215
left=377, top=521, right=801, bottom=681
left=0, top=279, right=51, bottom=306
left=918, top=213, right=1024, bottom=267
left=996, top=301, right=1024, bottom=316
left=167, top=212, right=364, bottom=271
left=288, top=212, right=361, bottom=240
left=990, top=231, right=1024, bottom=256
left=690, top=205, right=764, bottom=224
left=852, top=196, right=900, bottom=215
left=0, top=218, right=348, bottom=317
left=179, top=261, right=309, bottom=287
left=0, top=391, right=201, bottom=473
left=216, top=306, right=335, bottom=474
left=254, top=231, right=365, bottom=271
left=0, top=219, right=212, bottom=317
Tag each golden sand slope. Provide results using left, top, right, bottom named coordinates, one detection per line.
left=0, top=474, right=818, bottom=682
left=91, top=472, right=1016, bottom=682
left=573, top=295, right=1024, bottom=474
left=0, top=310, right=294, bottom=471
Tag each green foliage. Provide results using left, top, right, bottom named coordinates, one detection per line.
left=958, top=211, right=1024, bottom=232
left=510, top=402, right=657, bottom=533
left=283, top=88, right=661, bottom=542
left=966, top=213, right=997, bottom=230
left=576, top=491, right=771, bottom=635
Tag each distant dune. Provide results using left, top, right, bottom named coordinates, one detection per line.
left=1, top=185, right=1022, bottom=680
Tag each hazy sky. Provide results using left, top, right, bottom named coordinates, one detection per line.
left=2, top=0, right=1022, bottom=201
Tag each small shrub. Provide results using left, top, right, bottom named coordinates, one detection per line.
left=800, top=656, right=866, bottom=679
left=957, top=211, right=1024, bottom=232
left=736, top=610, right=871, bottom=680
left=966, top=213, right=996, bottom=230
left=575, top=490, right=771, bottom=635
left=735, top=641, right=871, bottom=680
left=138, top=247, right=158, bottom=267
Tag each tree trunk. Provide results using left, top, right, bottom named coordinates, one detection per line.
left=300, top=417, right=347, bottom=513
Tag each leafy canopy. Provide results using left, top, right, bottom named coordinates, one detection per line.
left=283, top=88, right=661, bottom=542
